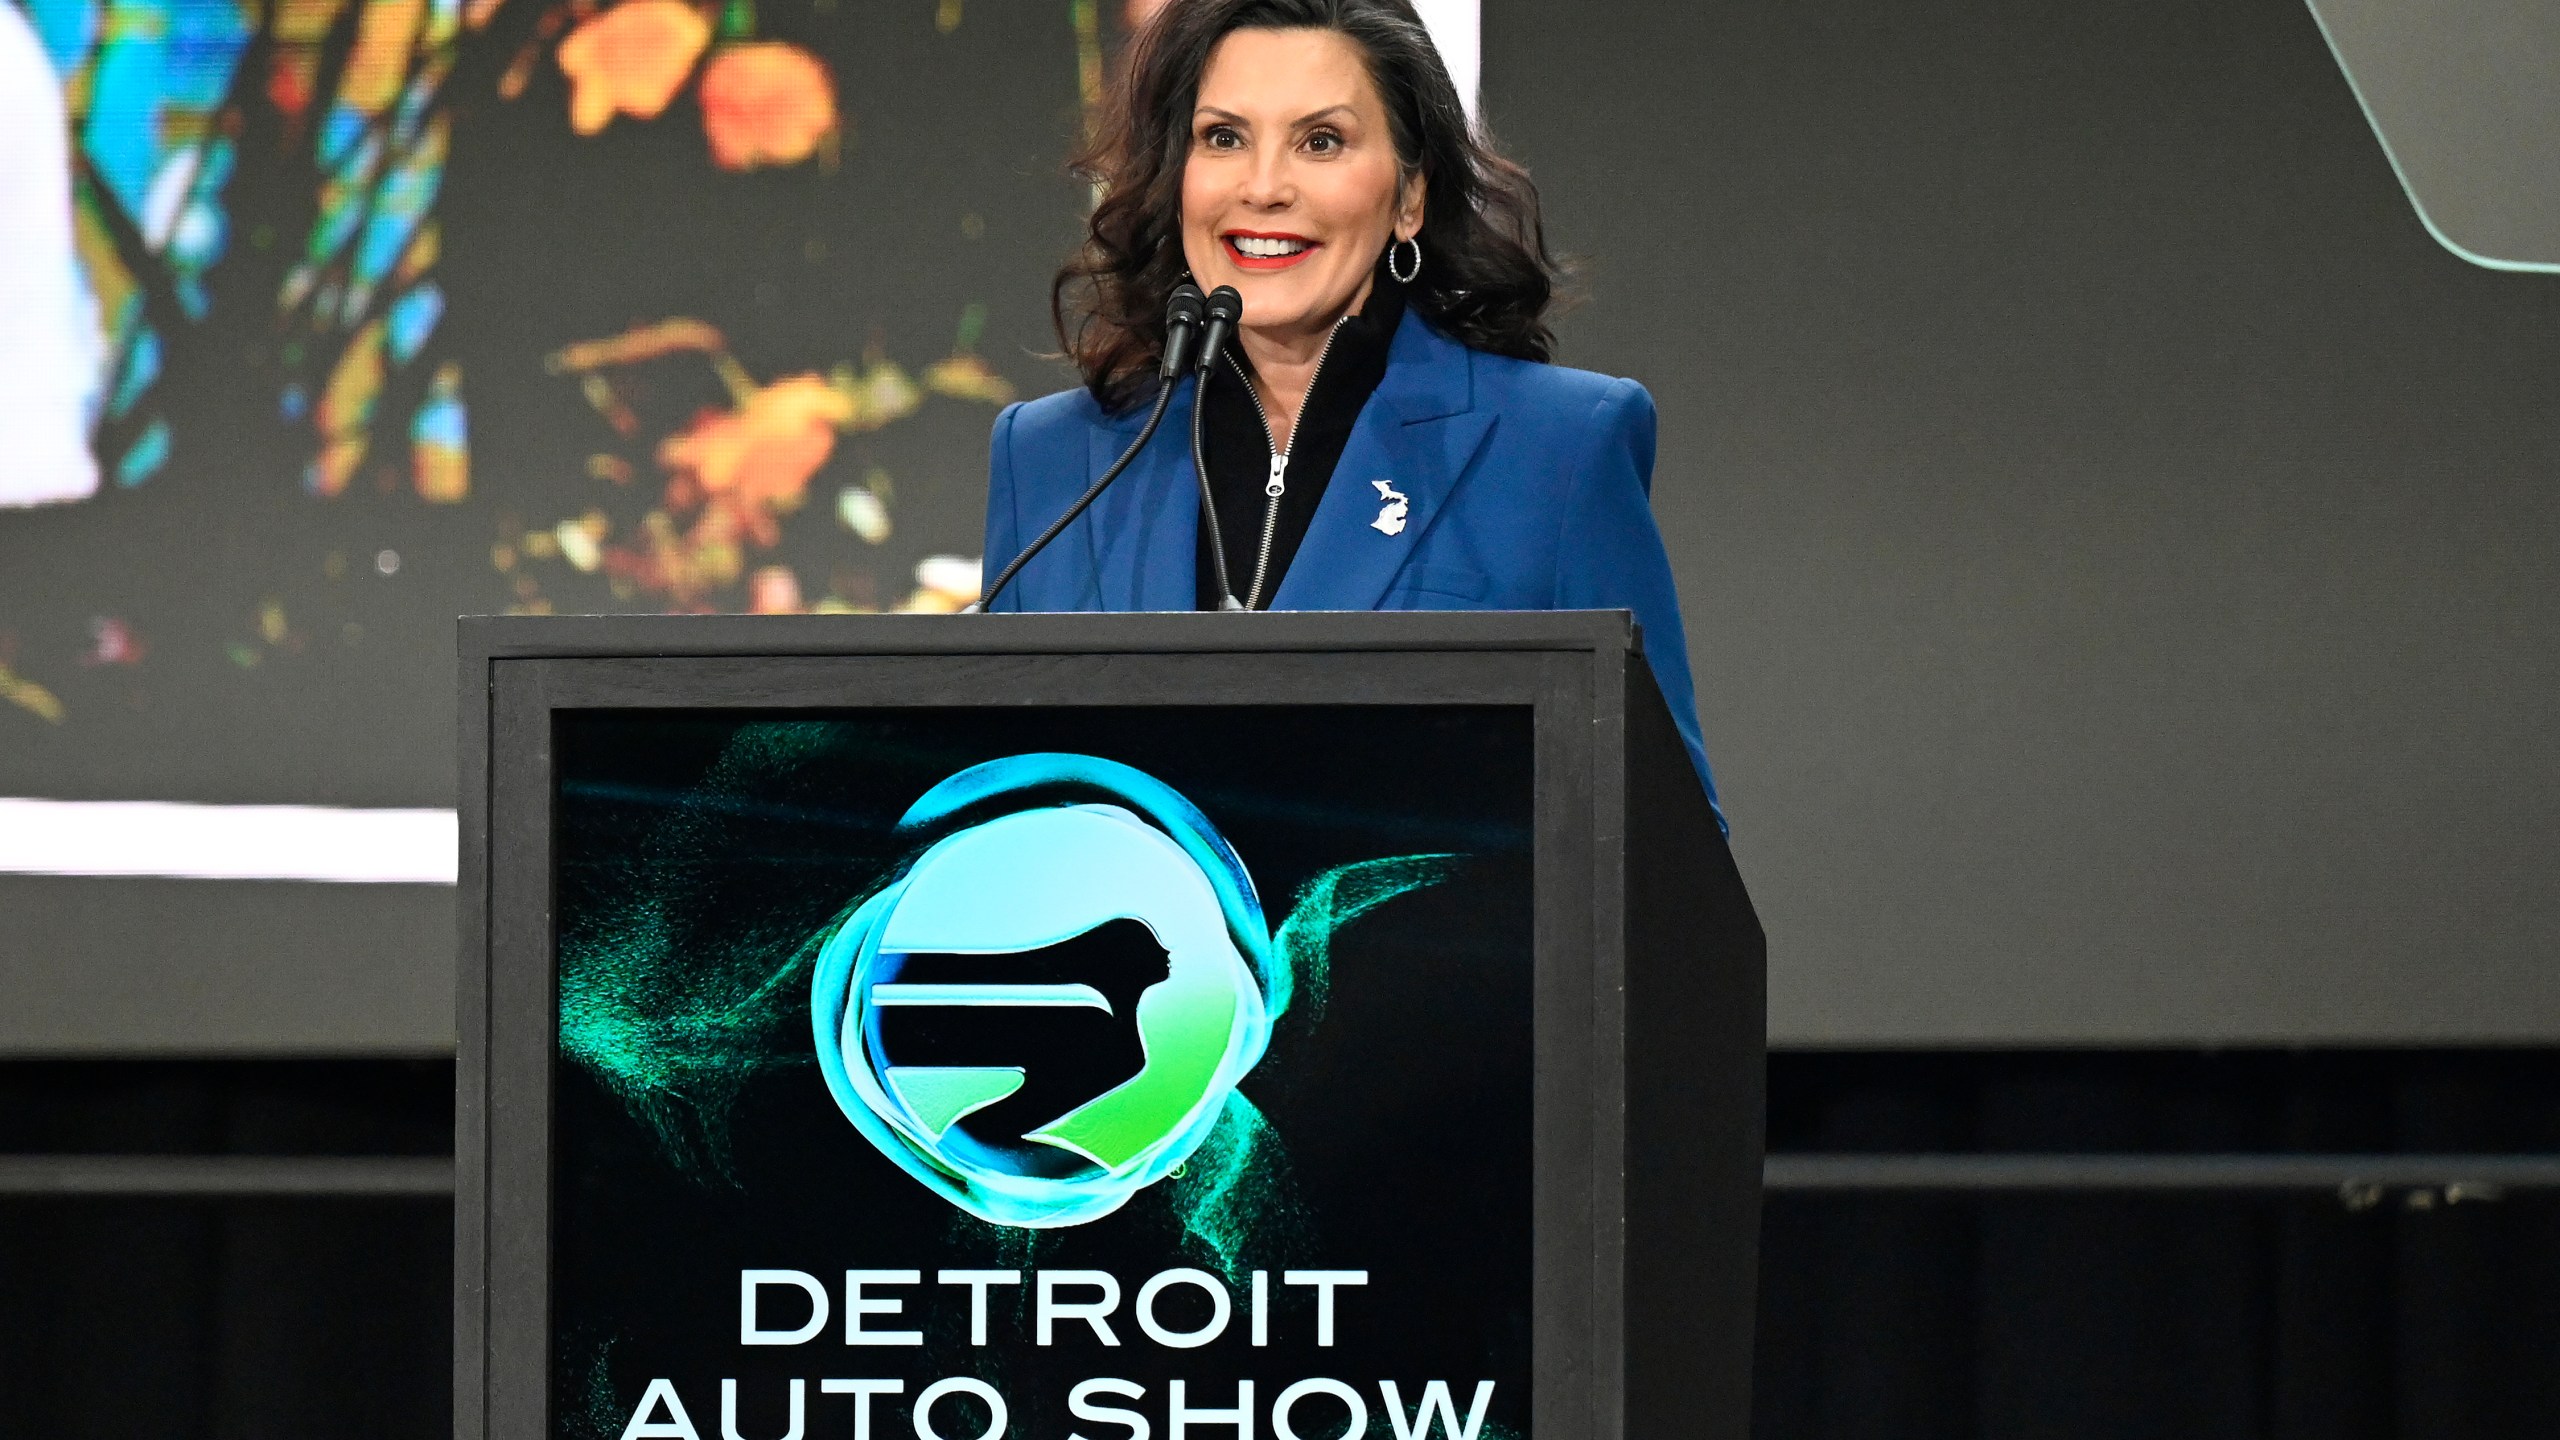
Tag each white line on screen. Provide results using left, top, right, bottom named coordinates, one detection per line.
left=0, top=799, right=458, bottom=884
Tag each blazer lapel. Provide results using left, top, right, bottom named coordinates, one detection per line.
left=1272, top=319, right=1493, bottom=612
left=1083, top=377, right=1201, bottom=612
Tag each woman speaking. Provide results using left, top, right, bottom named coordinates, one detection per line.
left=981, top=0, right=1720, bottom=813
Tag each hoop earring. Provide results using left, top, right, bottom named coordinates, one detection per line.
left=1388, top=235, right=1422, bottom=284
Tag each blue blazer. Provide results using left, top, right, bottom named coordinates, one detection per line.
left=983, top=312, right=1722, bottom=819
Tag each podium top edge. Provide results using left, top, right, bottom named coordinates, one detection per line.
left=458, top=609, right=1638, bottom=662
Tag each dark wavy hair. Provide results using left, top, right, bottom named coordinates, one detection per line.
left=1054, top=0, right=1566, bottom=410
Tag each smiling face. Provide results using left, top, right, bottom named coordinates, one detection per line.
left=1180, top=26, right=1424, bottom=348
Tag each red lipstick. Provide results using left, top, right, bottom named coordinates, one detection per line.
left=1221, top=229, right=1320, bottom=271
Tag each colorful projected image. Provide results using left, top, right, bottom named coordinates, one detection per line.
left=0, top=0, right=1101, bottom=794
left=3, top=0, right=1050, bottom=515
left=0, top=0, right=1480, bottom=817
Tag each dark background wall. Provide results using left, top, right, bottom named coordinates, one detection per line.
left=7, top=1052, right=2556, bottom=1438
left=1488, top=0, right=2560, bottom=1043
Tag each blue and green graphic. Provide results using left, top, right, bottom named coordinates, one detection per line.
left=811, top=755, right=1279, bottom=1229
left=557, top=724, right=1465, bottom=1259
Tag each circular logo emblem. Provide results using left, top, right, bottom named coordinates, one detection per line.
left=811, top=755, right=1274, bottom=1228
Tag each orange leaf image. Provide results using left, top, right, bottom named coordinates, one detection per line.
left=699, top=42, right=838, bottom=170
left=547, top=318, right=729, bottom=373
left=557, top=0, right=712, bottom=136
left=654, top=373, right=854, bottom=547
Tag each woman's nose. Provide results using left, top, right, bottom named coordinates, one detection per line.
left=1239, top=145, right=1293, bottom=208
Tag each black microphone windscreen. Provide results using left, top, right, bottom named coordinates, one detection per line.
left=1194, top=285, right=1244, bottom=375
left=1159, top=283, right=1208, bottom=378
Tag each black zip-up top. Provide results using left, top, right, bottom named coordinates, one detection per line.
left=1194, top=270, right=1408, bottom=610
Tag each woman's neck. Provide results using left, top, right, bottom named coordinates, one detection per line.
left=1233, top=275, right=1376, bottom=450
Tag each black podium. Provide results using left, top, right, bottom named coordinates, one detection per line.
left=456, top=611, right=1762, bottom=1440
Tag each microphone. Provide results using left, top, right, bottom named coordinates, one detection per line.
left=1159, top=283, right=1206, bottom=378
left=1194, top=284, right=1242, bottom=377
left=1192, top=285, right=1247, bottom=611
left=967, top=284, right=1205, bottom=613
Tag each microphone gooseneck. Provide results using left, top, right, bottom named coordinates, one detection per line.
left=967, top=284, right=1208, bottom=613
left=1192, top=285, right=1247, bottom=611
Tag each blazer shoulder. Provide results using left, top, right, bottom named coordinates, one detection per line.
left=990, top=384, right=1113, bottom=509
left=1460, top=352, right=1657, bottom=498
left=1006, top=383, right=1113, bottom=443
left=1470, top=351, right=1654, bottom=425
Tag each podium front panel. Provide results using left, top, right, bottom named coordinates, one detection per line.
left=459, top=615, right=1760, bottom=1440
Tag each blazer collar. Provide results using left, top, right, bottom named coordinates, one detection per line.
left=1082, top=315, right=1492, bottom=613
left=1270, top=314, right=1493, bottom=611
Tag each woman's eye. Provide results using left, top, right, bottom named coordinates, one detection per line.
left=1202, top=125, right=1242, bottom=149
left=1305, top=130, right=1342, bottom=155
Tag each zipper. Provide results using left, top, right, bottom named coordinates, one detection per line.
left=1230, top=316, right=1350, bottom=609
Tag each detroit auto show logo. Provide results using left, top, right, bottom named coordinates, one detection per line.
left=811, top=754, right=1274, bottom=1228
